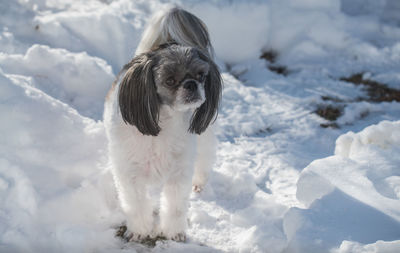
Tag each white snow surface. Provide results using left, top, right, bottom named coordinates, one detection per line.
left=1, top=0, right=400, bottom=252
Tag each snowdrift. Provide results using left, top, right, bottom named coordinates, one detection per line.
left=285, top=121, right=400, bottom=252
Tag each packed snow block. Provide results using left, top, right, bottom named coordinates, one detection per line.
left=335, top=120, right=400, bottom=158
left=284, top=189, right=400, bottom=252
left=284, top=120, right=400, bottom=252
left=333, top=240, right=400, bottom=253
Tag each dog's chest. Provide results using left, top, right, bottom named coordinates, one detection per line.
left=133, top=131, right=193, bottom=181
left=109, top=105, right=196, bottom=181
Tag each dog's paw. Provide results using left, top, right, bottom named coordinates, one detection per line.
left=159, top=231, right=186, bottom=242
left=192, top=184, right=203, bottom=193
left=169, top=232, right=186, bottom=242
left=115, top=225, right=128, bottom=239
left=172, top=232, right=186, bottom=242
left=127, top=232, right=153, bottom=242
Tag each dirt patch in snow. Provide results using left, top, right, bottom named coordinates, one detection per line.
left=260, top=50, right=290, bottom=76
left=340, top=73, right=400, bottom=103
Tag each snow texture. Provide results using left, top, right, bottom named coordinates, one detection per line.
left=1, top=0, right=400, bottom=252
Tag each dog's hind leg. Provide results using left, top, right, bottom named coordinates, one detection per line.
left=192, top=126, right=217, bottom=192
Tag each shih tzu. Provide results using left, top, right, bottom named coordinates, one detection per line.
left=103, top=7, right=221, bottom=242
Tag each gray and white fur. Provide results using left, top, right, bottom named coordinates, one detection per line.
left=104, top=6, right=222, bottom=243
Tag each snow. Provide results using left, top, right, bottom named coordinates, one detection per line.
left=333, top=240, right=400, bottom=253
left=190, top=1, right=271, bottom=63
left=0, top=44, right=114, bottom=119
left=1, top=0, right=400, bottom=252
left=286, top=121, right=400, bottom=252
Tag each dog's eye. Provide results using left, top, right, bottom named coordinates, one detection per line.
left=196, top=72, right=205, bottom=82
left=166, top=77, right=175, bottom=86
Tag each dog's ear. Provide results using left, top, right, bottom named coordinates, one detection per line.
left=189, top=50, right=222, bottom=134
left=118, top=53, right=161, bottom=136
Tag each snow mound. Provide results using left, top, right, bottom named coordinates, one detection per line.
left=34, top=6, right=141, bottom=72
left=0, top=45, right=114, bottom=119
left=0, top=70, right=122, bottom=253
left=333, top=240, right=400, bottom=253
left=284, top=120, right=400, bottom=252
left=335, top=120, right=400, bottom=158
left=190, top=1, right=270, bottom=64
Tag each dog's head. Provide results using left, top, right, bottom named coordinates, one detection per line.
left=118, top=44, right=222, bottom=136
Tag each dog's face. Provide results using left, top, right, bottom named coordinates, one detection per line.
left=152, top=46, right=209, bottom=111
left=118, top=44, right=222, bottom=136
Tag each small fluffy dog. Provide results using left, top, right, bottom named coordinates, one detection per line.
left=104, top=7, right=221, bottom=242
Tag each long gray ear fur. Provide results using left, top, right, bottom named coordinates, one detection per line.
left=189, top=50, right=222, bottom=134
left=118, top=53, right=161, bottom=136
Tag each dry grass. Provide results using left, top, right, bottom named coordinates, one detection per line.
left=340, top=73, right=400, bottom=102
left=260, top=50, right=290, bottom=76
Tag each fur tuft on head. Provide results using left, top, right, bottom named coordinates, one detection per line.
left=136, top=6, right=214, bottom=58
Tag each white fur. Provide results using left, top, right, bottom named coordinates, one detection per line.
left=104, top=6, right=217, bottom=241
left=135, top=6, right=217, bottom=193
left=174, top=80, right=206, bottom=112
left=135, top=6, right=214, bottom=58
left=104, top=81, right=215, bottom=240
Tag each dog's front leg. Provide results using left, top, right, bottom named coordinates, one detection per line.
left=114, top=173, right=154, bottom=241
left=160, top=170, right=192, bottom=242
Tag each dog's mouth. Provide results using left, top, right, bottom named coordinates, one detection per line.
left=180, top=95, right=204, bottom=111
left=184, top=85, right=206, bottom=107
left=184, top=92, right=204, bottom=104
left=173, top=87, right=205, bottom=111
left=181, top=80, right=205, bottom=104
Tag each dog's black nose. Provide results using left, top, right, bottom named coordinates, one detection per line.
left=183, top=80, right=197, bottom=92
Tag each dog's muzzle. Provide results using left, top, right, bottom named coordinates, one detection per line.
left=182, top=79, right=204, bottom=104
